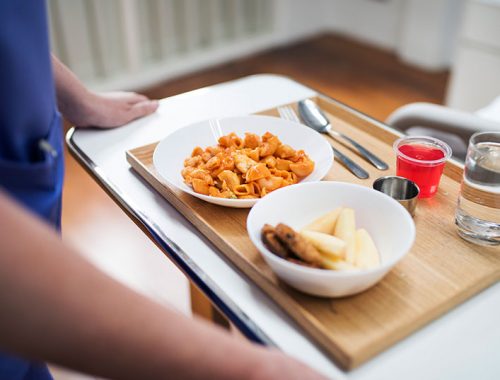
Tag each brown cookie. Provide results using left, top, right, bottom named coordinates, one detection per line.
left=286, top=258, right=321, bottom=269
left=275, top=223, right=322, bottom=265
left=261, top=224, right=290, bottom=258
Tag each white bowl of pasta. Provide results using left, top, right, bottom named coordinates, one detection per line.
left=153, top=115, right=334, bottom=208
left=247, top=181, right=415, bottom=297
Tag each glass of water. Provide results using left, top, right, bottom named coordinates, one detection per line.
left=455, top=131, right=500, bottom=245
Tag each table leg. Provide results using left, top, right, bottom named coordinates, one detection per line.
left=189, top=282, right=230, bottom=329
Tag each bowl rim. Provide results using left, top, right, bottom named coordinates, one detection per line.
left=152, top=114, right=334, bottom=207
left=247, top=181, right=416, bottom=277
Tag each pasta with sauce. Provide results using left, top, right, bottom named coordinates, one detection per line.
left=182, top=132, right=315, bottom=199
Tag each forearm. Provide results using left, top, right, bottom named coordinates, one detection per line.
left=51, top=54, right=158, bottom=128
left=52, top=54, right=92, bottom=120
left=0, top=192, right=265, bottom=379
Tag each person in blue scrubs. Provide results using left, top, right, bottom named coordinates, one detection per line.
left=0, top=2, right=64, bottom=377
left=0, top=2, right=325, bottom=380
left=0, top=2, right=154, bottom=379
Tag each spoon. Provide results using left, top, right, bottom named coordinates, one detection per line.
left=298, top=99, right=389, bottom=170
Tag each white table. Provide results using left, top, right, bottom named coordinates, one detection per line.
left=67, top=74, right=500, bottom=380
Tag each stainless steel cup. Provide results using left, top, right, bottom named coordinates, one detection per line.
left=373, top=176, right=420, bottom=217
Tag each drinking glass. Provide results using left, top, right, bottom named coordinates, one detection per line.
left=455, top=132, right=500, bottom=245
left=393, top=136, right=452, bottom=198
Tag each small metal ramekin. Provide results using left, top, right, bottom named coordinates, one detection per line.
left=372, top=176, right=420, bottom=217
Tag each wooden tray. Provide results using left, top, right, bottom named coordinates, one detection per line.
left=126, top=95, right=500, bottom=370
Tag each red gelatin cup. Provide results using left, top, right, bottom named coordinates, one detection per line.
left=393, top=136, right=452, bottom=198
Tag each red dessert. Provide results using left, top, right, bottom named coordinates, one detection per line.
left=396, top=143, right=446, bottom=198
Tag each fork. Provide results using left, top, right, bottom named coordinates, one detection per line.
left=277, top=105, right=370, bottom=179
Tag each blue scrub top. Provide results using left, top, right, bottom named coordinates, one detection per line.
left=0, top=1, right=64, bottom=379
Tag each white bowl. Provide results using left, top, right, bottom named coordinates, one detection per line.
left=247, top=181, right=415, bottom=297
left=153, top=115, right=333, bottom=208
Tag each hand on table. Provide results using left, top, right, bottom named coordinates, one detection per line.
left=68, top=91, right=159, bottom=128
left=52, top=54, right=158, bottom=128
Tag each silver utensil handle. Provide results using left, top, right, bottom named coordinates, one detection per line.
left=331, top=146, right=369, bottom=179
left=328, top=131, right=389, bottom=170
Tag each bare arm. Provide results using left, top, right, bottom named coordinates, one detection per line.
left=0, top=192, right=325, bottom=380
left=52, top=55, right=158, bottom=128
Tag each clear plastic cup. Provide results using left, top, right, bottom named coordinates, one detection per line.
left=393, top=136, right=452, bottom=198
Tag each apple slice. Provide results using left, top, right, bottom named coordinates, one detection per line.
left=300, top=230, right=346, bottom=259
left=354, top=229, right=380, bottom=269
left=321, top=256, right=358, bottom=271
left=301, top=207, right=343, bottom=234
left=334, top=208, right=356, bottom=264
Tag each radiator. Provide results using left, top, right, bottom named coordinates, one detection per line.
left=47, top=0, right=276, bottom=91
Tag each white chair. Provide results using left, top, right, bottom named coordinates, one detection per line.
left=386, top=96, right=500, bottom=160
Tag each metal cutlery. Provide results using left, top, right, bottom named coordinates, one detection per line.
left=298, top=99, right=389, bottom=170
left=277, top=105, right=370, bottom=179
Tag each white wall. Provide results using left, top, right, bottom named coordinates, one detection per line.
left=49, top=0, right=467, bottom=91
left=273, top=0, right=329, bottom=43
left=318, top=0, right=465, bottom=71
left=397, top=0, right=465, bottom=70
left=324, top=0, right=404, bottom=50
left=446, top=0, right=500, bottom=111
left=49, top=0, right=280, bottom=91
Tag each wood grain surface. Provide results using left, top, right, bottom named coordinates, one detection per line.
left=126, top=95, right=500, bottom=370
